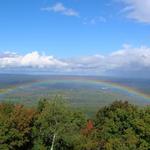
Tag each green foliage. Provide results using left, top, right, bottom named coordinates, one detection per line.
left=94, top=101, right=150, bottom=150
left=1, top=99, right=150, bottom=150
left=32, top=97, right=87, bottom=150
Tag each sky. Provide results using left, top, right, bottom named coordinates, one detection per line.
left=0, top=0, right=150, bottom=76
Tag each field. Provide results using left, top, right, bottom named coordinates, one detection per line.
left=0, top=74, right=150, bottom=113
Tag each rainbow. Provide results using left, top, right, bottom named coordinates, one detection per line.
left=37, top=76, right=150, bottom=101
left=0, top=76, right=150, bottom=102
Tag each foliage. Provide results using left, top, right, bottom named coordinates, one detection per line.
left=32, top=97, right=87, bottom=150
left=94, top=101, right=150, bottom=150
left=0, top=102, right=36, bottom=150
left=1, top=99, right=150, bottom=150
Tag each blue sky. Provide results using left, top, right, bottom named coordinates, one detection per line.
left=0, top=0, right=150, bottom=57
left=0, top=0, right=150, bottom=76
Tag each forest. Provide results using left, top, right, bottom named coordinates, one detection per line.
left=0, top=98, right=150, bottom=150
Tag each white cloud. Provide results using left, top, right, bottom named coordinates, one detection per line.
left=41, top=2, right=79, bottom=17
left=0, top=51, right=68, bottom=69
left=66, top=45, right=150, bottom=75
left=65, top=55, right=105, bottom=73
left=119, top=0, right=150, bottom=23
left=1, top=45, right=150, bottom=77
left=83, top=16, right=106, bottom=25
left=104, top=45, right=150, bottom=76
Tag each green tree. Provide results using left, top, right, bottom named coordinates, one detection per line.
left=32, top=98, right=87, bottom=150
left=94, top=101, right=150, bottom=150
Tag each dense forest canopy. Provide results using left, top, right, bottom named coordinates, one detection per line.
left=0, top=99, right=150, bottom=150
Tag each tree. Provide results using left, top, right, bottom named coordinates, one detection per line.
left=32, top=98, right=87, bottom=150
left=94, top=101, right=150, bottom=150
left=0, top=102, right=36, bottom=150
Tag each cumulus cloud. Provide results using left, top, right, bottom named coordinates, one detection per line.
left=0, top=51, right=68, bottom=69
left=119, top=0, right=150, bottom=23
left=1, top=45, right=150, bottom=77
left=66, top=45, right=150, bottom=76
left=41, top=2, right=79, bottom=17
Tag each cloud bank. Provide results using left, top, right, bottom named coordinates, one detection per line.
left=1, top=45, right=150, bottom=77
left=0, top=51, right=67, bottom=69
left=119, top=0, right=150, bottom=23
